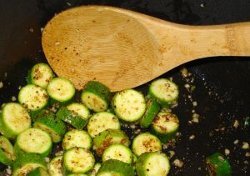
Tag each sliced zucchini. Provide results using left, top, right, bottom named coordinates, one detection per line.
left=132, top=132, right=162, bottom=156
left=47, top=77, right=75, bottom=103
left=102, top=144, right=133, bottom=164
left=12, top=153, right=46, bottom=176
left=112, top=89, right=146, bottom=122
left=62, top=129, right=92, bottom=150
left=64, top=147, right=95, bottom=174
left=16, top=128, right=52, bottom=157
left=68, top=174, right=88, bottom=176
left=48, top=156, right=63, bottom=176
left=56, top=106, right=88, bottom=129
left=27, top=167, right=49, bottom=176
left=0, top=103, right=31, bottom=138
left=149, top=78, right=179, bottom=106
left=18, top=84, right=49, bottom=111
left=0, top=135, right=16, bottom=165
left=206, top=152, right=232, bottom=176
left=140, top=98, right=160, bottom=128
left=152, top=109, right=179, bottom=143
left=67, top=103, right=90, bottom=120
left=93, top=129, right=130, bottom=156
left=88, top=163, right=102, bottom=176
left=87, top=112, right=120, bottom=138
left=81, top=81, right=111, bottom=112
left=34, top=111, right=66, bottom=143
left=28, top=63, right=54, bottom=88
left=136, top=152, right=170, bottom=176
left=97, top=159, right=134, bottom=176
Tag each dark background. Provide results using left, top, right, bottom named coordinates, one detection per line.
left=0, top=0, right=250, bottom=175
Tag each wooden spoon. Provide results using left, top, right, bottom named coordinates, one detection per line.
left=42, top=6, right=250, bottom=92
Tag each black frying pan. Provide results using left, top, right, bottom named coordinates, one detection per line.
left=0, top=0, right=249, bottom=175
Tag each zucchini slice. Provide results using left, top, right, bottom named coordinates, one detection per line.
left=18, top=84, right=49, bottom=111
left=152, top=109, right=179, bottom=143
left=64, top=147, right=95, bottom=174
left=88, top=163, right=102, bottom=176
left=28, top=63, right=54, bottom=88
left=48, top=156, right=63, bottom=176
left=149, top=78, right=179, bottom=106
left=27, top=167, right=49, bottom=176
left=16, top=128, right=52, bottom=157
left=102, top=144, right=133, bottom=164
left=81, top=81, right=111, bottom=112
left=136, top=152, right=170, bottom=176
left=112, top=89, right=146, bottom=122
left=47, top=77, right=75, bottom=103
left=97, top=159, right=134, bottom=176
left=0, top=103, right=31, bottom=138
left=56, top=106, right=88, bottom=129
left=87, top=112, right=120, bottom=138
left=62, top=129, right=92, bottom=150
left=12, top=153, right=46, bottom=176
left=34, top=111, right=66, bottom=143
left=206, top=152, right=232, bottom=176
left=67, top=103, right=90, bottom=120
left=140, top=98, right=160, bottom=128
left=93, top=129, right=130, bottom=156
left=132, top=132, right=162, bottom=156
left=68, top=174, right=88, bottom=176
left=0, top=135, right=16, bottom=165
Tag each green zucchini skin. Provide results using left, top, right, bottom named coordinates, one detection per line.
left=34, top=111, right=66, bottom=143
left=149, top=78, right=179, bottom=106
left=81, top=81, right=111, bottom=112
left=151, top=109, right=179, bottom=143
left=12, top=153, right=46, bottom=176
left=0, top=103, right=31, bottom=139
left=93, top=129, right=130, bottom=156
left=88, top=163, right=102, bottom=176
left=27, top=63, right=54, bottom=89
left=97, top=159, right=135, bottom=176
left=206, top=153, right=232, bottom=176
left=136, top=152, right=170, bottom=176
left=0, top=135, right=16, bottom=165
left=27, top=167, right=49, bottom=176
left=56, top=107, right=88, bottom=129
left=140, top=98, right=160, bottom=128
left=112, top=89, right=146, bottom=122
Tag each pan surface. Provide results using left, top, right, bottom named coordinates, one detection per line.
left=0, top=0, right=249, bottom=175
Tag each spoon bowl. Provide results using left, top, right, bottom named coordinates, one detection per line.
left=42, top=6, right=250, bottom=91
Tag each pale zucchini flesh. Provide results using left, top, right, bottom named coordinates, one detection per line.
left=18, top=84, right=49, bottom=111
left=0, top=135, right=16, bottom=165
left=87, top=112, right=120, bottom=138
left=67, top=103, right=90, bottom=120
left=48, top=156, right=63, bottom=176
left=112, top=89, right=146, bottom=122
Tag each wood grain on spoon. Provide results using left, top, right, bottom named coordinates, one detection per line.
left=42, top=6, right=250, bottom=91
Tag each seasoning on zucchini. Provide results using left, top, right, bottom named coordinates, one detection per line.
left=93, top=129, right=130, bottom=156
left=0, top=103, right=31, bottom=139
left=87, top=112, right=120, bottom=138
left=136, top=152, right=170, bottom=176
left=18, top=84, right=49, bottom=111
left=132, top=132, right=162, bottom=156
left=27, top=63, right=54, bottom=89
left=112, top=89, right=146, bottom=122
left=15, top=128, right=52, bottom=157
left=151, top=109, right=179, bottom=143
left=81, top=81, right=111, bottom=112
left=27, top=167, right=49, bottom=176
left=12, top=153, right=46, bottom=176
left=33, top=111, right=66, bottom=143
left=56, top=104, right=89, bottom=129
left=149, top=78, right=179, bottom=106
left=63, top=147, right=95, bottom=174
left=102, top=144, right=133, bottom=164
left=140, top=98, right=160, bottom=128
left=62, top=129, right=92, bottom=150
left=47, top=77, right=75, bottom=103
left=97, top=159, right=134, bottom=176
left=0, top=135, right=16, bottom=165
left=206, top=152, right=232, bottom=176
left=48, top=156, right=63, bottom=176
